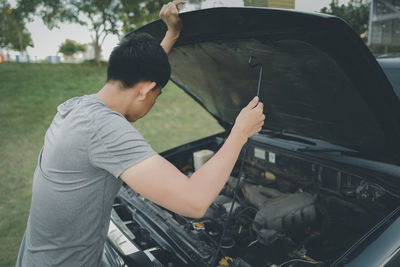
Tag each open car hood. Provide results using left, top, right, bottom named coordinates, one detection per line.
left=132, top=7, right=400, bottom=160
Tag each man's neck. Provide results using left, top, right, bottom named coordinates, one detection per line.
left=96, top=81, right=133, bottom=118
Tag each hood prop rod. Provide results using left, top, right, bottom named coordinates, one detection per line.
left=212, top=56, right=264, bottom=265
left=248, top=56, right=263, bottom=97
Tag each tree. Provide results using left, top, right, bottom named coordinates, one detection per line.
left=118, top=0, right=170, bottom=34
left=59, top=39, right=86, bottom=59
left=16, top=0, right=169, bottom=62
left=0, top=0, right=33, bottom=52
left=320, top=0, right=370, bottom=42
left=17, top=0, right=119, bottom=62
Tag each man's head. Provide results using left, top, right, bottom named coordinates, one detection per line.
left=104, top=33, right=171, bottom=121
left=107, top=33, right=171, bottom=89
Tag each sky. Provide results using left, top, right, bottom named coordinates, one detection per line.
left=4, top=0, right=350, bottom=61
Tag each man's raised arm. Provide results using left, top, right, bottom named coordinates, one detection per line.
left=159, top=0, right=185, bottom=55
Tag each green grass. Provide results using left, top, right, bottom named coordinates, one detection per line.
left=0, top=63, right=223, bottom=266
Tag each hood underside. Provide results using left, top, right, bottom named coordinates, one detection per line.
left=132, top=7, right=400, bottom=160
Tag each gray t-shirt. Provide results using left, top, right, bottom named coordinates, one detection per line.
left=16, top=95, right=156, bottom=267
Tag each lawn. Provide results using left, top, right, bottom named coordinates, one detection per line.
left=0, top=63, right=223, bottom=266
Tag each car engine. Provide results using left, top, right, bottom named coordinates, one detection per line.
left=111, top=135, right=400, bottom=267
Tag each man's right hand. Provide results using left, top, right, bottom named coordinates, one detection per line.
left=232, top=96, right=265, bottom=140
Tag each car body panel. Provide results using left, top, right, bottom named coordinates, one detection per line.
left=106, top=133, right=400, bottom=266
left=335, top=207, right=400, bottom=267
left=377, top=57, right=400, bottom=99
left=131, top=7, right=400, bottom=161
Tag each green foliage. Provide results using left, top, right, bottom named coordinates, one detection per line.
left=16, top=0, right=81, bottom=29
left=320, top=0, right=371, bottom=41
left=119, top=0, right=170, bottom=33
left=17, top=0, right=122, bottom=61
left=243, top=0, right=269, bottom=7
left=59, top=39, right=86, bottom=57
left=16, top=0, right=170, bottom=61
left=0, top=0, right=33, bottom=51
left=82, top=58, right=108, bottom=66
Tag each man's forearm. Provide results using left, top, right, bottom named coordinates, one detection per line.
left=161, top=30, right=180, bottom=55
left=189, top=130, right=248, bottom=214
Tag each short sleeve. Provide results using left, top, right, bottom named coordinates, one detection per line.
left=88, top=110, right=156, bottom=178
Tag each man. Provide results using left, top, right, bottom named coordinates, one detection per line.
left=16, top=1, right=265, bottom=266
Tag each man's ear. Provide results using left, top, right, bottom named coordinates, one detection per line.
left=138, top=81, right=157, bottom=101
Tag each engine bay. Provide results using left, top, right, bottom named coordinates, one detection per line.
left=111, top=134, right=400, bottom=267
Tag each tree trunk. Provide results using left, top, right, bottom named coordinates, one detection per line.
left=94, top=37, right=102, bottom=63
left=17, top=25, right=24, bottom=53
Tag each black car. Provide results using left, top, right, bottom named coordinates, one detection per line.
left=103, top=7, right=400, bottom=267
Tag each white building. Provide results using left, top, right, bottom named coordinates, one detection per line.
left=368, top=0, right=400, bottom=47
left=83, top=43, right=96, bottom=61
left=181, top=0, right=244, bottom=12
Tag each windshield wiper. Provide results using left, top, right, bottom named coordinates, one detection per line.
left=297, top=147, right=359, bottom=155
left=259, top=129, right=364, bottom=157
left=259, top=129, right=316, bottom=146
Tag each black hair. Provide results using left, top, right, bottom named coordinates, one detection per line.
left=107, top=33, right=171, bottom=89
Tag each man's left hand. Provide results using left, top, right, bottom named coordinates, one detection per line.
left=159, top=0, right=185, bottom=37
